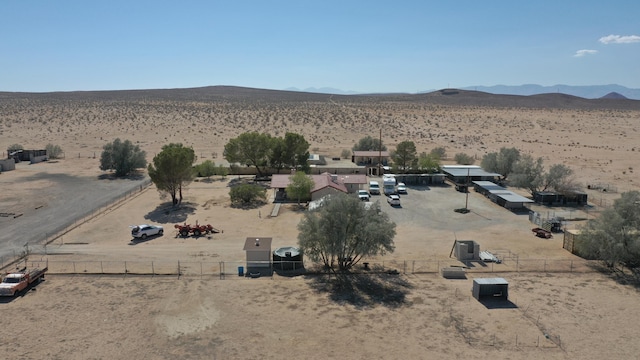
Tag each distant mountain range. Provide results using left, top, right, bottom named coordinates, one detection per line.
left=284, top=87, right=360, bottom=95
left=285, top=84, right=640, bottom=100
left=460, top=84, right=640, bottom=100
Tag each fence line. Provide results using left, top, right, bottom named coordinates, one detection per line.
left=0, top=179, right=152, bottom=270
left=7, top=257, right=599, bottom=278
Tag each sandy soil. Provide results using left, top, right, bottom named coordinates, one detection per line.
left=1, top=93, right=639, bottom=359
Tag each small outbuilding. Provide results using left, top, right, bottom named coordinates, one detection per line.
left=243, top=237, right=272, bottom=273
left=453, top=240, right=480, bottom=261
left=472, top=278, right=509, bottom=301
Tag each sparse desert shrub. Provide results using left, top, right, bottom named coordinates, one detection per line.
left=230, top=184, right=266, bottom=206
left=7, top=143, right=23, bottom=152
left=454, top=152, right=475, bottom=165
left=341, top=149, right=351, bottom=159
left=45, top=143, right=63, bottom=159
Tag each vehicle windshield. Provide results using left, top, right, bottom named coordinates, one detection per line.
left=3, top=277, right=20, bottom=283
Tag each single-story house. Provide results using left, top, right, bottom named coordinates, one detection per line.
left=271, top=172, right=367, bottom=202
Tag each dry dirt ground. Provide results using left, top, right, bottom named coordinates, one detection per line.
left=1, top=90, right=640, bottom=359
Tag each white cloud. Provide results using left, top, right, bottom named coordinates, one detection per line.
left=574, top=49, right=598, bottom=57
left=599, top=34, right=640, bottom=44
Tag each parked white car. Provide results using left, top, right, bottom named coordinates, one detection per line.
left=358, top=190, right=370, bottom=201
left=387, top=194, right=401, bottom=206
left=397, top=182, right=407, bottom=194
left=131, top=224, right=164, bottom=239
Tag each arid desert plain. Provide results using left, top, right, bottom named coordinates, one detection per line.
left=1, top=87, right=640, bottom=359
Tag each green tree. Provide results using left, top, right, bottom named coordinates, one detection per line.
left=215, top=164, right=229, bottom=178
left=509, top=154, right=545, bottom=195
left=230, top=183, right=267, bottom=206
left=543, top=164, right=579, bottom=193
left=194, top=160, right=216, bottom=179
left=352, top=136, right=387, bottom=152
left=99, top=138, right=147, bottom=177
left=481, top=147, right=520, bottom=179
left=417, top=152, right=441, bottom=173
left=454, top=152, right=475, bottom=165
left=7, top=144, right=23, bottom=152
left=286, top=171, right=314, bottom=206
left=224, top=132, right=273, bottom=177
left=269, top=137, right=287, bottom=173
left=297, top=193, right=396, bottom=274
left=341, top=149, right=351, bottom=159
left=392, top=141, right=417, bottom=173
left=147, top=143, right=196, bottom=206
left=576, top=191, right=640, bottom=268
left=430, top=147, right=447, bottom=160
left=45, top=143, right=63, bottom=159
left=283, top=132, right=310, bottom=172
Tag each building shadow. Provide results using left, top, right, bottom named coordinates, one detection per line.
left=477, top=298, right=518, bottom=309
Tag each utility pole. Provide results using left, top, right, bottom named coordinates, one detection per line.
left=378, top=128, right=382, bottom=176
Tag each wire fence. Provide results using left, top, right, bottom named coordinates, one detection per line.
left=8, top=256, right=599, bottom=279
left=0, top=179, right=152, bottom=270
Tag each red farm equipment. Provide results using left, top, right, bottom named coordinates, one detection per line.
left=174, top=221, right=222, bottom=237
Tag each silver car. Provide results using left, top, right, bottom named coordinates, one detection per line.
left=131, top=224, right=164, bottom=239
left=387, top=194, right=401, bottom=206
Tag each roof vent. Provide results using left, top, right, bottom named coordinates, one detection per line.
left=255, top=238, right=260, bottom=246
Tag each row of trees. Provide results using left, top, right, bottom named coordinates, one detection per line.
left=481, top=147, right=579, bottom=196
left=224, top=132, right=310, bottom=177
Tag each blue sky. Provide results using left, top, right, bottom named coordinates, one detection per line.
left=1, top=1, right=639, bottom=93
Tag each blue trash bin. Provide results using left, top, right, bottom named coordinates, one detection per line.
left=238, top=266, right=244, bottom=276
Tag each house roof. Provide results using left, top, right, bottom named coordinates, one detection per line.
left=352, top=150, right=390, bottom=157
left=311, top=173, right=348, bottom=193
left=270, top=173, right=364, bottom=190
left=243, top=237, right=272, bottom=251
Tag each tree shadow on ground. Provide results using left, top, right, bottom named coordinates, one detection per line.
left=589, top=262, right=640, bottom=289
left=229, top=200, right=268, bottom=210
left=144, top=202, right=197, bottom=224
left=97, top=171, right=146, bottom=181
left=307, top=270, right=413, bottom=309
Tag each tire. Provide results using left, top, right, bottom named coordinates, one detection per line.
left=141, top=234, right=147, bottom=239
left=193, top=229, right=201, bottom=237
left=158, top=229, right=163, bottom=236
left=180, top=230, right=189, bottom=237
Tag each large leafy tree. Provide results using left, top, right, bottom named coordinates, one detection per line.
left=392, top=141, right=417, bottom=173
left=283, top=132, right=310, bottom=172
left=543, top=164, right=579, bottom=193
left=99, top=138, right=147, bottom=177
left=286, top=171, right=314, bottom=206
left=577, top=191, right=640, bottom=269
left=509, top=154, right=545, bottom=195
left=481, top=147, right=520, bottom=180
left=352, top=135, right=387, bottom=152
left=298, top=193, right=396, bottom=274
left=148, top=143, right=196, bottom=206
left=224, top=132, right=273, bottom=177
left=230, top=183, right=267, bottom=206
left=417, top=152, right=441, bottom=173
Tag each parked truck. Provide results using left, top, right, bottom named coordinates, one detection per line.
left=0, top=267, right=48, bottom=297
left=383, top=175, right=397, bottom=196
